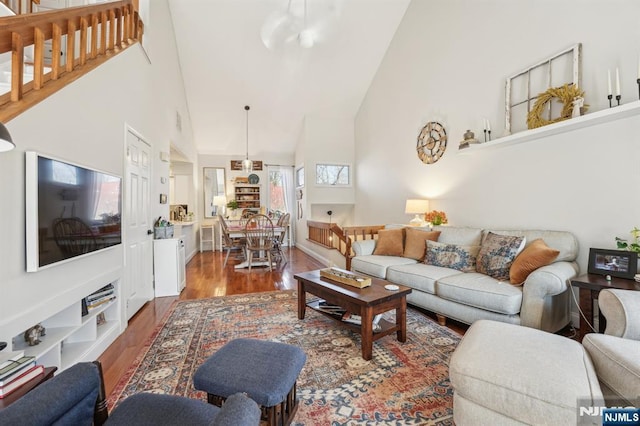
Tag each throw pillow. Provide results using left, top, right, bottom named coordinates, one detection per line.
left=477, top=232, right=526, bottom=281
left=425, top=240, right=480, bottom=272
left=509, top=238, right=560, bottom=285
left=403, top=228, right=441, bottom=260
left=373, top=228, right=404, bottom=256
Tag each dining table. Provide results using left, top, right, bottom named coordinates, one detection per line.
left=226, top=223, right=286, bottom=269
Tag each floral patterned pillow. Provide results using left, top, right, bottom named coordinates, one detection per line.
left=425, top=240, right=480, bottom=272
left=477, top=232, right=526, bottom=281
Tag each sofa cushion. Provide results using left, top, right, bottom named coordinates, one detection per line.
left=350, top=255, right=417, bottom=279
left=477, top=232, right=525, bottom=281
left=425, top=240, right=480, bottom=272
left=403, top=228, right=441, bottom=260
left=436, top=273, right=523, bottom=315
left=582, top=333, right=640, bottom=405
left=486, top=229, right=578, bottom=262
left=387, top=263, right=462, bottom=295
left=433, top=226, right=482, bottom=246
left=372, top=228, right=404, bottom=256
left=509, top=238, right=559, bottom=285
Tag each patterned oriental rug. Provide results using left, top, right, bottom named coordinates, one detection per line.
left=108, top=291, right=462, bottom=425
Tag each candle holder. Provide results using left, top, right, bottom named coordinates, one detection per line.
left=616, top=95, right=621, bottom=106
left=483, top=129, right=487, bottom=142
left=637, top=78, right=640, bottom=100
left=608, top=94, right=613, bottom=108
left=487, top=130, right=492, bottom=141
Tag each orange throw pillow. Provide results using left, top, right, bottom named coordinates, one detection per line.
left=509, top=238, right=560, bottom=285
left=403, top=228, right=441, bottom=260
left=373, top=228, right=405, bottom=256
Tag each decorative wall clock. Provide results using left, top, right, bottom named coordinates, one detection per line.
left=416, top=121, right=447, bottom=164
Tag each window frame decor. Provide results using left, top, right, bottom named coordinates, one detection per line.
left=315, top=163, right=351, bottom=187
left=505, top=43, right=582, bottom=135
left=587, top=247, right=637, bottom=279
left=296, top=166, right=305, bottom=188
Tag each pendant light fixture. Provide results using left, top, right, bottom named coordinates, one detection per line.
left=242, top=105, right=253, bottom=173
left=0, top=122, right=15, bottom=152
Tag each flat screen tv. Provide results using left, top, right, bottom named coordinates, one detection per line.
left=26, top=152, right=122, bottom=272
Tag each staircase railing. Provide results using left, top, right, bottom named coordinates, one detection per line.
left=0, top=0, right=143, bottom=122
left=307, top=221, right=385, bottom=270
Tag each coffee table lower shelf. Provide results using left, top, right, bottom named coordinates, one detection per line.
left=306, top=299, right=397, bottom=337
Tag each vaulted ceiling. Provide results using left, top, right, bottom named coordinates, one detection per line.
left=167, top=0, right=410, bottom=158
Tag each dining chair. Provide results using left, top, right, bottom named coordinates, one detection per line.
left=219, top=215, right=245, bottom=267
left=272, top=213, right=290, bottom=265
left=244, top=214, right=275, bottom=272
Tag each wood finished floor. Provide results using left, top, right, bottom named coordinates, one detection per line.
left=98, top=247, right=467, bottom=397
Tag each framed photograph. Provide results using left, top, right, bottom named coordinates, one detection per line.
left=588, top=248, right=637, bottom=279
left=96, top=312, right=106, bottom=326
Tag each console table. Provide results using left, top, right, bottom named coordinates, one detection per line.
left=570, top=273, right=638, bottom=341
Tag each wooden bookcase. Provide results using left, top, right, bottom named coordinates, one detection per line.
left=234, top=184, right=261, bottom=210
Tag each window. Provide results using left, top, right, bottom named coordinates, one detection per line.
left=315, top=163, right=350, bottom=186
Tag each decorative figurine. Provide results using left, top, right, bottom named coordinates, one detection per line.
left=459, top=130, right=479, bottom=149
left=24, top=324, right=46, bottom=346
left=572, top=97, right=584, bottom=118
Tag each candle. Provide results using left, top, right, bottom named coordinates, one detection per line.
left=607, top=69, right=612, bottom=95
left=637, top=55, right=640, bottom=79
left=616, top=68, right=620, bottom=96
left=486, top=119, right=491, bottom=132
left=483, top=119, right=487, bottom=131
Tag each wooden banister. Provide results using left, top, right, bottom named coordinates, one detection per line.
left=0, top=0, right=144, bottom=122
left=307, top=221, right=385, bottom=270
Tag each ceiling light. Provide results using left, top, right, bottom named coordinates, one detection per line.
left=242, top=105, right=253, bottom=173
left=0, top=122, right=15, bottom=152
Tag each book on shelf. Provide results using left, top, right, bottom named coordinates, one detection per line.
left=87, top=296, right=116, bottom=309
left=0, top=365, right=44, bottom=398
left=341, top=313, right=383, bottom=332
left=86, top=289, right=114, bottom=302
left=314, top=300, right=346, bottom=317
left=0, top=356, right=36, bottom=383
left=0, top=351, right=24, bottom=370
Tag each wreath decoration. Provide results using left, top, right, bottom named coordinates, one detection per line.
left=526, top=84, right=587, bottom=129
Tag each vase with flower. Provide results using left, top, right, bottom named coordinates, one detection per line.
left=425, top=210, right=448, bottom=226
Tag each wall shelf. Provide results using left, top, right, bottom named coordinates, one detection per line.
left=9, top=279, right=120, bottom=372
left=458, top=100, right=640, bottom=154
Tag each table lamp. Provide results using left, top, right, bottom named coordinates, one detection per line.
left=405, top=199, right=429, bottom=226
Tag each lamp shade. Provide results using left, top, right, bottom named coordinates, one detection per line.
left=405, top=199, right=429, bottom=215
left=0, top=122, right=15, bottom=152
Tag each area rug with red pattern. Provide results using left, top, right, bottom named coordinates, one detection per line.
left=108, top=291, right=461, bottom=425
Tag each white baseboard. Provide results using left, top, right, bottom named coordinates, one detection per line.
left=296, top=244, right=331, bottom=267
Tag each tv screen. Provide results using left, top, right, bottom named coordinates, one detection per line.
left=26, top=152, right=122, bottom=272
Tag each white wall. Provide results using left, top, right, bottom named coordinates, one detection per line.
left=354, top=0, right=640, bottom=276
left=0, top=0, right=195, bottom=341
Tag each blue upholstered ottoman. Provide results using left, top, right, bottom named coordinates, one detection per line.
left=194, top=338, right=307, bottom=426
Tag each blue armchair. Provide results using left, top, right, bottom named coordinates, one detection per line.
left=0, top=362, right=261, bottom=425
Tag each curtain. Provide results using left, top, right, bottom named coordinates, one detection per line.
left=267, top=165, right=295, bottom=245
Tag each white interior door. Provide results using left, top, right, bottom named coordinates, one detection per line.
left=124, top=128, right=154, bottom=320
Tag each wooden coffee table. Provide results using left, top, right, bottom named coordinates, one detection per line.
left=294, top=269, right=412, bottom=360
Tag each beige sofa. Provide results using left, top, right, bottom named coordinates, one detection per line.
left=350, top=226, right=579, bottom=332
left=450, top=289, right=640, bottom=425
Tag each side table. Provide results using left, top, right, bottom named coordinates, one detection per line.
left=570, top=274, right=638, bottom=341
left=0, top=366, right=57, bottom=410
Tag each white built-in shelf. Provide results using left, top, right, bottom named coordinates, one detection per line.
left=458, top=100, right=640, bottom=154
